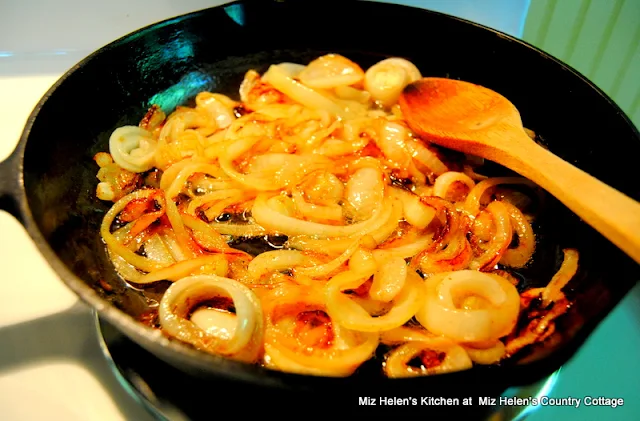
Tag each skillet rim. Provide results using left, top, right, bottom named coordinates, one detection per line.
left=9, top=0, right=640, bottom=388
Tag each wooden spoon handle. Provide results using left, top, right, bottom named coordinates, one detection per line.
left=499, top=133, right=640, bottom=264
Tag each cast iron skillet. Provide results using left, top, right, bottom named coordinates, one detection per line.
left=0, top=0, right=639, bottom=414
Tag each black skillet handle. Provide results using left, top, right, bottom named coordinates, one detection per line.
left=0, top=148, right=25, bottom=224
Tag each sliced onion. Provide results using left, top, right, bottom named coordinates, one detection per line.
left=159, top=274, right=264, bottom=362
left=500, top=202, right=536, bottom=268
left=190, top=308, right=237, bottom=341
left=252, top=193, right=392, bottom=238
left=195, top=92, right=236, bottom=129
left=415, top=270, right=520, bottom=343
left=108, top=248, right=143, bottom=283
left=334, top=85, right=371, bottom=103
left=144, top=234, right=176, bottom=265
left=203, top=193, right=252, bottom=222
left=380, top=326, right=434, bottom=344
left=96, top=182, right=115, bottom=201
left=159, top=231, right=189, bottom=262
left=418, top=233, right=473, bottom=274
left=221, top=142, right=328, bottom=191
left=469, top=201, right=513, bottom=270
left=262, top=64, right=355, bottom=119
left=162, top=160, right=226, bottom=198
left=370, top=255, right=407, bottom=302
left=298, top=54, right=364, bottom=89
left=295, top=236, right=371, bottom=278
left=208, top=222, right=266, bottom=237
left=100, top=189, right=169, bottom=273
left=541, top=248, right=579, bottom=306
left=138, top=254, right=229, bottom=284
left=373, top=235, right=433, bottom=260
left=314, top=137, right=368, bottom=157
left=247, top=250, right=307, bottom=281
left=285, top=199, right=401, bottom=255
left=109, top=126, right=157, bottom=173
left=464, top=177, right=536, bottom=216
left=462, top=340, right=506, bottom=364
left=404, top=138, right=448, bottom=176
left=263, top=287, right=378, bottom=376
left=277, top=62, right=307, bottom=78
left=154, top=110, right=211, bottom=170
left=348, top=247, right=378, bottom=273
left=164, top=194, right=200, bottom=260
left=391, top=187, right=436, bottom=229
left=364, top=57, right=422, bottom=107
left=325, top=269, right=425, bottom=332
left=374, top=120, right=413, bottom=168
left=344, top=166, right=385, bottom=221
left=297, top=171, right=344, bottom=206
left=384, top=339, right=472, bottom=378
left=291, top=189, right=343, bottom=222
left=187, top=189, right=244, bottom=215
left=433, top=171, right=475, bottom=201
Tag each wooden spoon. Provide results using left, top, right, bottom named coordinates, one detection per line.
left=399, top=77, right=640, bottom=264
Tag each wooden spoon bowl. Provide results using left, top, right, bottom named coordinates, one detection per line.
left=400, top=78, right=640, bottom=264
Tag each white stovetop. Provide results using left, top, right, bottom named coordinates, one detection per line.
left=0, top=1, right=637, bottom=420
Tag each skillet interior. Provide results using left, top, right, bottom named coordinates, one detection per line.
left=16, top=0, right=640, bottom=396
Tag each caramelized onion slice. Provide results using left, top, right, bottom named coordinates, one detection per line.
left=373, top=236, right=434, bottom=260
left=364, top=57, right=422, bottom=107
left=469, top=201, right=513, bottom=270
left=462, top=340, right=506, bottom=364
left=391, top=188, right=436, bottom=229
left=138, top=254, right=228, bottom=284
left=384, top=339, right=472, bottom=378
left=500, top=202, right=536, bottom=268
left=296, top=237, right=374, bottom=279
left=159, top=275, right=264, bottom=362
left=418, top=233, right=473, bottom=274
left=263, top=288, right=378, bottom=376
left=433, top=171, right=475, bottom=201
left=298, top=54, right=365, bottom=89
left=380, top=326, right=435, bottom=344
left=252, top=193, right=394, bottom=238
left=464, top=177, right=537, bottom=216
left=345, top=166, right=385, bottom=221
left=195, top=92, right=236, bottom=129
left=100, top=189, right=168, bottom=273
left=262, top=64, right=355, bottom=119
left=247, top=250, right=307, bottom=281
left=541, top=248, right=579, bottom=306
left=370, top=254, right=407, bottom=302
left=286, top=199, right=401, bottom=255
left=292, top=189, right=343, bottom=222
left=405, top=138, right=448, bottom=176
left=325, top=269, right=425, bottom=332
left=415, top=270, right=520, bottom=342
